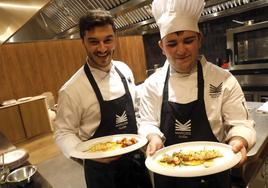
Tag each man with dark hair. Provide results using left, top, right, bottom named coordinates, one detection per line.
left=55, top=9, right=152, bottom=188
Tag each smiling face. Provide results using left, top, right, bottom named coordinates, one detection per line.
left=159, top=31, right=201, bottom=73
left=82, top=24, right=116, bottom=72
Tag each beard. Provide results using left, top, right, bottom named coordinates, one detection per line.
left=87, top=49, right=114, bottom=70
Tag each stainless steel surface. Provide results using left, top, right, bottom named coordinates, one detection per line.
left=244, top=91, right=268, bottom=102
left=2, top=0, right=268, bottom=43
left=246, top=102, right=268, bottom=159
left=200, top=0, right=268, bottom=22
left=6, top=165, right=37, bottom=186
left=230, top=71, right=268, bottom=102
left=0, top=0, right=51, bottom=44
left=230, top=63, right=268, bottom=70
left=234, top=74, right=268, bottom=87
left=227, top=20, right=268, bottom=70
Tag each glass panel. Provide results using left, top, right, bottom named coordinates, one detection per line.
left=234, top=27, right=268, bottom=65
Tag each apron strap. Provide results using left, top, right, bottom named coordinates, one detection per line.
left=197, top=61, right=204, bottom=100
left=114, top=66, right=134, bottom=106
left=114, top=66, right=131, bottom=97
left=161, top=66, right=170, bottom=110
left=84, top=63, right=104, bottom=104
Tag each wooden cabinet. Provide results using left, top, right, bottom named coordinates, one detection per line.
left=0, top=96, right=52, bottom=143
left=0, top=105, right=26, bottom=143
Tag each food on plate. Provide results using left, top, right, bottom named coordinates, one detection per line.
left=88, top=137, right=137, bottom=152
left=159, top=149, right=223, bottom=167
left=116, top=137, right=138, bottom=147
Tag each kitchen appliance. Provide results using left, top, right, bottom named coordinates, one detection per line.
left=229, top=69, right=268, bottom=102
left=226, top=20, right=268, bottom=70
left=227, top=21, right=268, bottom=102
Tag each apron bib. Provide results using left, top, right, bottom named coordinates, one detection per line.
left=154, top=62, right=230, bottom=188
left=83, top=64, right=152, bottom=188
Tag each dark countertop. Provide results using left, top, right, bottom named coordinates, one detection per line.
left=0, top=133, right=53, bottom=188
left=3, top=168, right=52, bottom=188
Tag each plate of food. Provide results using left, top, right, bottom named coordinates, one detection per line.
left=70, top=134, right=148, bottom=159
left=145, top=141, right=242, bottom=177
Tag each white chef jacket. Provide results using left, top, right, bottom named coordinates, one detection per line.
left=54, top=60, right=136, bottom=157
left=138, top=56, right=256, bottom=149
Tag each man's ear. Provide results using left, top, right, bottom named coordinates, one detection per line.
left=158, top=40, right=166, bottom=56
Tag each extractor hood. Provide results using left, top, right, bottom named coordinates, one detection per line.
left=3, top=0, right=268, bottom=44
left=0, top=0, right=51, bottom=44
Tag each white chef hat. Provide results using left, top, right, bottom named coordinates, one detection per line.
left=152, top=0, right=205, bottom=39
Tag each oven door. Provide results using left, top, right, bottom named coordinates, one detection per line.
left=227, top=21, right=268, bottom=70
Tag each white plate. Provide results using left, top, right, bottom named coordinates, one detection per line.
left=70, top=134, right=148, bottom=159
left=17, top=97, right=32, bottom=102
left=0, top=149, right=29, bottom=169
left=145, top=141, right=242, bottom=177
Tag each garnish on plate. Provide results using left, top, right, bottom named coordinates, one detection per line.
left=159, top=148, right=223, bottom=168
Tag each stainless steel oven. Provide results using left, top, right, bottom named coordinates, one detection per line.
left=229, top=69, right=268, bottom=102
left=226, top=21, right=268, bottom=70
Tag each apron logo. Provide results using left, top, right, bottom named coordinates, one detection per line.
left=115, top=111, right=128, bottom=129
left=209, top=82, right=222, bottom=98
left=175, top=119, right=191, bottom=138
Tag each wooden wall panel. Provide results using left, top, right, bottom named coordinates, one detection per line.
left=114, top=35, right=147, bottom=84
left=0, top=48, right=14, bottom=99
left=0, top=40, right=86, bottom=103
left=2, top=43, right=44, bottom=98
left=0, top=36, right=147, bottom=103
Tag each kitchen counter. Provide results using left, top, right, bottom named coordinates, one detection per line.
left=232, top=102, right=268, bottom=187
left=247, top=102, right=268, bottom=160
left=0, top=96, right=52, bottom=143
left=0, top=96, right=46, bottom=109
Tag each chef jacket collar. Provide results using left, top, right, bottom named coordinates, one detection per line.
left=169, top=55, right=206, bottom=77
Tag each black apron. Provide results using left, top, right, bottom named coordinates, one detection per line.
left=154, top=62, right=230, bottom=188
left=83, top=64, right=152, bottom=188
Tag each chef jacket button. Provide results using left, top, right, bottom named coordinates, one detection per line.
left=200, top=179, right=206, bottom=183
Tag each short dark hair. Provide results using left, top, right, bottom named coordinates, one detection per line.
left=79, top=9, right=116, bottom=39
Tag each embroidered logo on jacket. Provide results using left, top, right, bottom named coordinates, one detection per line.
left=115, top=111, right=128, bottom=129
left=175, top=119, right=191, bottom=138
left=209, top=82, right=223, bottom=98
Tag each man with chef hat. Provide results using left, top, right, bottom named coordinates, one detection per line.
left=54, top=9, right=152, bottom=188
left=138, top=0, right=256, bottom=187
